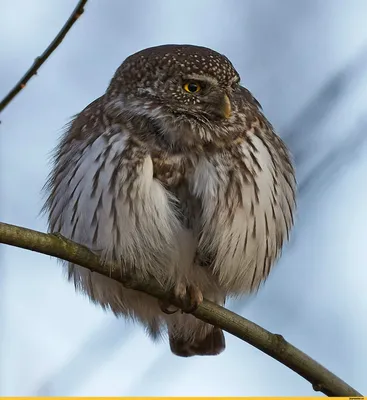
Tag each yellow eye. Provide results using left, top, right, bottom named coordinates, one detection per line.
left=183, top=82, right=201, bottom=93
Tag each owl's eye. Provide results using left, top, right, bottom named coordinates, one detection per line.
left=183, top=82, right=201, bottom=93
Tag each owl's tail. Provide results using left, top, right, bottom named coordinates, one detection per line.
left=168, top=319, right=225, bottom=357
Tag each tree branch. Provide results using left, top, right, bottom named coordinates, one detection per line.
left=0, top=0, right=88, bottom=114
left=0, top=221, right=362, bottom=397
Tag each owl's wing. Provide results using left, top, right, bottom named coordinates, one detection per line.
left=190, top=113, right=296, bottom=296
left=43, top=97, right=182, bottom=284
left=44, top=96, right=123, bottom=248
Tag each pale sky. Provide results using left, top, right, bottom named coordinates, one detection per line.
left=1, top=0, right=367, bottom=396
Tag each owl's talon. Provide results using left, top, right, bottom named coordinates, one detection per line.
left=158, top=299, right=178, bottom=314
left=173, top=283, right=203, bottom=314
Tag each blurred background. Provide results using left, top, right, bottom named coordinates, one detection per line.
left=1, top=0, right=366, bottom=396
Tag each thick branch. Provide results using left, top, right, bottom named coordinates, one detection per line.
left=0, top=0, right=88, bottom=114
left=0, top=221, right=362, bottom=397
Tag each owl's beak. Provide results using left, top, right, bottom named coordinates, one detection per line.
left=222, top=94, right=232, bottom=119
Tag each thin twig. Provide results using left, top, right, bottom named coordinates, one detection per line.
left=0, top=0, right=88, bottom=114
left=0, top=221, right=363, bottom=397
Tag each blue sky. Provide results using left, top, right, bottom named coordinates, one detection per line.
left=1, top=0, right=367, bottom=396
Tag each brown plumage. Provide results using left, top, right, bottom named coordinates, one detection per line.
left=43, top=44, right=296, bottom=357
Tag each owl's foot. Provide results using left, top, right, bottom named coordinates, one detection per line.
left=158, top=299, right=179, bottom=315
left=159, top=283, right=203, bottom=314
left=173, top=282, right=203, bottom=314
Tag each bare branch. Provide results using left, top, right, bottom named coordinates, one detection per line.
left=0, top=221, right=362, bottom=397
left=0, top=0, right=88, bottom=114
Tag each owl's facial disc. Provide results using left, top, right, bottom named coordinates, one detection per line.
left=159, top=75, right=233, bottom=121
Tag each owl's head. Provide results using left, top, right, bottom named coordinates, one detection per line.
left=106, top=45, right=242, bottom=138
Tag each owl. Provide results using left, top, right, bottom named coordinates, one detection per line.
left=44, top=44, right=296, bottom=357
